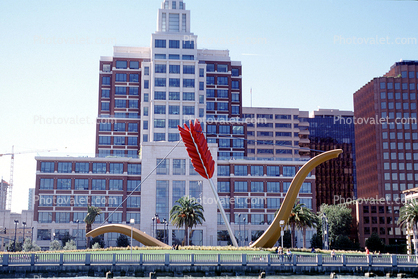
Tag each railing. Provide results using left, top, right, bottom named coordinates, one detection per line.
left=1, top=253, right=417, bottom=268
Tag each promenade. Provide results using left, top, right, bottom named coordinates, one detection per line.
left=1, top=253, right=418, bottom=277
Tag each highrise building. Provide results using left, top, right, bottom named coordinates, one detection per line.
left=28, top=188, right=35, bottom=210
left=354, top=60, right=418, bottom=247
left=0, top=179, right=9, bottom=211
left=32, top=0, right=316, bottom=249
left=308, top=109, right=356, bottom=211
left=96, top=0, right=244, bottom=159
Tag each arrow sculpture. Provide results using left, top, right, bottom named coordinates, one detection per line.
left=178, top=119, right=238, bottom=247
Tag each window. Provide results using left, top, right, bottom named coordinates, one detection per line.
left=251, top=181, right=263, bottom=192
left=232, top=68, right=239, bottom=76
left=56, top=195, right=71, bottom=206
left=115, top=73, right=127, bottom=82
left=217, top=165, right=230, bottom=176
left=217, top=77, right=228, bottom=86
left=183, top=106, right=195, bottom=115
left=169, top=40, right=180, bottom=48
left=169, top=14, right=179, bottom=31
left=217, top=181, right=230, bottom=192
left=38, top=213, right=52, bottom=224
left=58, top=162, right=72, bottom=173
left=115, top=60, right=127, bottom=69
left=157, top=159, right=169, bottom=175
left=206, top=76, right=215, bottom=85
left=267, top=182, right=280, bottom=192
left=169, top=91, right=180, bottom=100
left=101, top=89, right=110, bottom=98
left=169, top=78, right=180, bottom=87
left=169, top=105, right=180, bottom=115
left=129, top=61, right=139, bottom=69
left=155, top=54, right=166, bottom=59
left=155, top=64, right=167, bottom=73
left=92, top=163, right=106, bottom=174
left=56, top=212, right=70, bottom=223
left=183, top=65, right=195, bottom=74
left=183, top=79, right=195, bottom=88
left=144, top=67, right=149, bottom=75
left=127, top=180, right=141, bottom=192
left=168, top=54, right=179, bottom=60
left=233, top=138, right=244, bottom=148
left=173, top=159, right=186, bottom=175
left=40, top=178, right=54, bottom=190
left=155, top=78, right=166, bottom=87
left=127, top=196, right=140, bottom=208
left=102, top=76, right=110, bottom=85
left=128, top=123, right=138, bottom=132
left=283, top=166, right=295, bottom=176
left=155, top=39, right=166, bottom=48
left=155, top=105, right=166, bottom=114
left=154, top=133, right=165, bottom=141
left=154, top=119, right=166, bottom=128
left=168, top=133, right=179, bottom=141
left=217, top=64, right=228, bottom=72
left=182, top=55, right=194, bottom=60
left=182, top=40, right=194, bottom=49
left=251, top=166, right=263, bottom=176
left=169, top=119, right=180, bottom=128
left=300, top=182, right=311, bottom=193
left=114, top=136, right=125, bottom=145
left=110, top=163, right=123, bottom=174
left=128, top=164, right=141, bottom=175
left=234, top=165, right=247, bottom=176
left=232, top=80, right=239, bottom=89
left=39, top=195, right=53, bottom=206
left=75, top=179, right=89, bottom=190
left=57, top=179, right=71, bottom=190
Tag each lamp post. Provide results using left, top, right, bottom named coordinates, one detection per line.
left=155, top=214, right=159, bottom=239
left=31, top=227, right=34, bottom=241
left=22, top=222, right=26, bottom=244
left=13, top=220, right=19, bottom=252
left=243, top=217, right=246, bottom=246
left=152, top=217, right=155, bottom=238
left=163, top=218, right=167, bottom=244
left=75, top=220, right=80, bottom=249
left=238, top=213, right=241, bottom=246
left=279, top=220, right=285, bottom=248
left=322, top=213, right=329, bottom=250
left=130, top=218, right=135, bottom=260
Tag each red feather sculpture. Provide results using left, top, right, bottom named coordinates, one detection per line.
left=178, top=119, right=215, bottom=179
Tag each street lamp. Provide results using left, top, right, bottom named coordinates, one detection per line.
left=22, top=222, right=26, bottom=244
left=130, top=218, right=135, bottom=260
left=155, top=214, right=159, bottom=239
left=31, top=227, right=34, bottom=241
left=75, top=220, right=80, bottom=249
left=322, top=213, right=329, bottom=250
left=163, top=218, right=167, bottom=244
left=279, top=220, right=285, bottom=248
left=13, top=220, right=19, bottom=252
left=152, top=217, right=155, bottom=238
left=238, top=213, right=241, bottom=246
left=243, top=217, right=246, bottom=246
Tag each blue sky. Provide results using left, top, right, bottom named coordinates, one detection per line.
left=0, top=0, right=417, bottom=213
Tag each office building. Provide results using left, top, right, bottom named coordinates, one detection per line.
left=0, top=180, right=8, bottom=211
left=354, top=60, right=418, bottom=247
left=28, top=188, right=35, bottom=211
left=308, top=109, right=356, bottom=210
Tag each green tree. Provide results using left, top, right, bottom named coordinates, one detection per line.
left=318, top=204, right=353, bottom=248
left=84, top=205, right=102, bottom=248
left=116, top=234, right=130, bottom=247
left=365, top=233, right=384, bottom=253
left=7, top=241, right=22, bottom=252
left=310, top=233, right=322, bottom=249
left=49, top=240, right=62, bottom=251
left=60, top=232, right=74, bottom=247
left=22, top=238, right=41, bottom=252
left=63, top=240, right=77, bottom=250
left=287, top=202, right=316, bottom=248
left=170, top=196, right=205, bottom=246
left=398, top=200, right=418, bottom=254
left=90, top=236, right=105, bottom=248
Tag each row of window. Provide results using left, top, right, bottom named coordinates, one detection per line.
left=247, top=140, right=297, bottom=146
left=153, top=104, right=197, bottom=115
left=38, top=194, right=140, bottom=209
left=154, top=64, right=198, bottom=74
left=154, top=78, right=195, bottom=88
left=39, top=178, right=141, bottom=191
left=156, top=159, right=198, bottom=175
left=155, top=39, right=194, bottom=49
left=206, top=125, right=244, bottom=135
left=98, top=136, right=138, bottom=146
left=247, top=149, right=297, bottom=155
left=363, top=226, right=402, bottom=236
left=155, top=54, right=194, bottom=60
left=101, top=87, right=139, bottom=97
left=363, top=205, right=399, bottom=214
left=97, top=150, right=139, bottom=158
left=40, top=162, right=141, bottom=174
left=217, top=165, right=300, bottom=177
left=247, top=131, right=298, bottom=137
left=38, top=211, right=140, bottom=225
left=381, top=101, right=418, bottom=110
left=99, top=122, right=138, bottom=132
left=243, top=114, right=299, bottom=120
left=217, top=180, right=311, bottom=194
left=114, top=60, right=140, bottom=70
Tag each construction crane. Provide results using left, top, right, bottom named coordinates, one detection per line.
left=0, top=146, right=56, bottom=210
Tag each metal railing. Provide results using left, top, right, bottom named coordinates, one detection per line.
left=1, top=253, right=417, bottom=267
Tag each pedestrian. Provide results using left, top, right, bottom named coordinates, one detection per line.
left=331, top=249, right=336, bottom=260
left=286, top=249, right=292, bottom=261
left=365, top=247, right=370, bottom=255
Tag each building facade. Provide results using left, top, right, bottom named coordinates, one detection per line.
left=354, top=61, right=418, bottom=247
left=308, top=109, right=357, bottom=211
left=0, top=180, right=9, bottom=211
left=0, top=210, right=34, bottom=250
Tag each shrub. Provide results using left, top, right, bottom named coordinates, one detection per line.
left=63, top=240, right=77, bottom=250
left=49, top=240, right=62, bottom=251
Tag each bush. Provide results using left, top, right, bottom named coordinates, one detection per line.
left=116, top=234, right=130, bottom=247
left=6, top=241, right=22, bottom=252
left=365, top=233, right=384, bottom=253
left=60, top=232, right=74, bottom=247
left=333, top=235, right=359, bottom=251
left=90, top=236, right=105, bottom=249
left=22, top=238, right=41, bottom=252
left=49, top=240, right=62, bottom=251
left=92, top=243, right=102, bottom=249
left=310, top=233, right=322, bottom=249
left=63, top=240, right=77, bottom=250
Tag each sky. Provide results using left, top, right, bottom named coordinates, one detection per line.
left=0, top=0, right=417, bottom=213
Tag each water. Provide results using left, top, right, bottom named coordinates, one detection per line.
left=0, top=276, right=397, bottom=279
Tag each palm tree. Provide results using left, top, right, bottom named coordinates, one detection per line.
left=398, top=200, right=418, bottom=255
left=84, top=205, right=102, bottom=248
left=299, top=207, right=318, bottom=248
left=170, top=196, right=205, bottom=246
